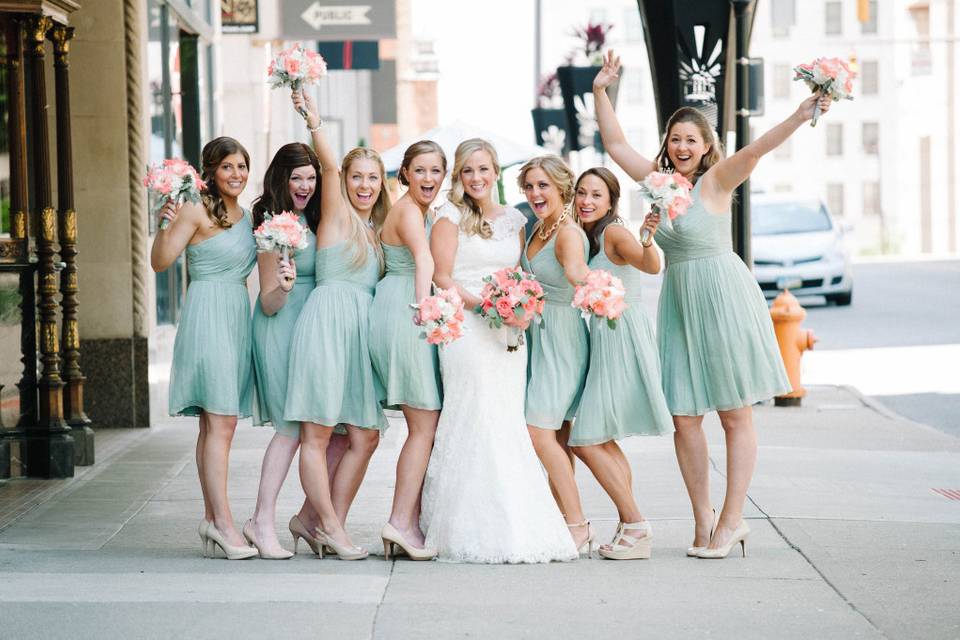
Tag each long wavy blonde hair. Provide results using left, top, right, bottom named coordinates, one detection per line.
left=339, top=147, right=390, bottom=271
left=447, top=138, right=500, bottom=238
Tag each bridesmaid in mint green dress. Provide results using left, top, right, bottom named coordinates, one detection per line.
left=593, top=50, right=831, bottom=558
left=369, top=140, right=447, bottom=561
left=150, top=136, right=258, bottom=559
left=244, top=139, right=326, bottom=560
left=517, top=156, right=593, bottom=556
left=280, top=90, right=391, bottom=560
left=570, top=168, right=673, bottom=561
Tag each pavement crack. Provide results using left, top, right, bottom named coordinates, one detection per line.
left=369, top=557, right=396, bottom=639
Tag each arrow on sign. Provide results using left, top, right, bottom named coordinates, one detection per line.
left=300, top=4, right=373, bottom=30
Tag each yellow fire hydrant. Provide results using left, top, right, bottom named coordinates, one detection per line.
left=769, top=288, right=817, bottom=406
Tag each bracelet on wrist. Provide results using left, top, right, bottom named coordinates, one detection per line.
left=307, top=119, right=323, bottom=132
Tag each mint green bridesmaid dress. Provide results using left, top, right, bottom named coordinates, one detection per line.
left=251, top=216, right=316, bottom=439
left=571, top=227, right=673, bottom=446
left=368, top=219, right=442, bottom=411
left=521, top=226, right=590, bottom=429
left=168, top=212, right=257, bottom=417
left=284, top=240, right=386, bottom=429
left=655, top=181, right=792, bottom=416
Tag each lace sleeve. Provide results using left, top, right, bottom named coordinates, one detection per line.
left=504, top=207, right=530, bottom=236
left=434, top=201, right=462, bottom=226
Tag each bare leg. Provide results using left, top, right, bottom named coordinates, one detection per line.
left=708, top=406, right=757, bottom=550
left=197, top=412, right=213, bottom=522
left=574, top=442, right=648, bottom=551
left=673, top=414, right=714, bottom=548
left=547, top=421, right=577, bottom=513
left=203, top=412, right=244, bottom=546
left=606, top=440, right=633, bottom=489
left=528, top=425, right=587, bottom=546
left=387, top=406, right=439, bottom=547
left=248, top=432, right=299, bottom=554
left=296, top=432, right=348, bottom=532
left=330, top=426, right=380, bottom=524
left=298, top=422, right=354, bottom=548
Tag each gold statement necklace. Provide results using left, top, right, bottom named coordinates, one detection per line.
left=537, top=211, right=567, bottom=241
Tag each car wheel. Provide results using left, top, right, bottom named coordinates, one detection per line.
left=827, top=289, right=853, bottom=306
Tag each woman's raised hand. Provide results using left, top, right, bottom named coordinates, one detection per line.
left=796, top=91, right=833, bottom=122
left=593, top=50, right=621, bottom=91
left=158, top=200, right=179, bottom=229
left=277, top=254, right=297, bottom=292
left=641, top=211, right=660, bottom=242
left=291, top=89, right=321, bottom=129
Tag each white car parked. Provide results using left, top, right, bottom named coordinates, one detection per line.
left=751, top=194, right=853, bottom=306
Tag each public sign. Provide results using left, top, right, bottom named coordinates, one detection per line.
left=280, top=0, right=396, bottom=41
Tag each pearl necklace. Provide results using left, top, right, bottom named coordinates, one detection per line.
left=537, top=211, right=567, bottom=241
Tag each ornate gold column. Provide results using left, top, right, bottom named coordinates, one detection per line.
left=25, top=14, right=73, bottom=478
left=51, top=24, right=92, bottom=466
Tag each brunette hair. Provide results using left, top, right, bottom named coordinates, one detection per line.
left=398, top=140, right=447, bottom=187
left=251, top=143, right=321, bottom=233
left=654, top=107, right=724, bottom=182
left=575, top=167, right=621, bottom=260
left=200, top=136, right=250, bottom=228
left=340, top=147, right=391, bottom=271
left=447, top=138, right=499, bottom=238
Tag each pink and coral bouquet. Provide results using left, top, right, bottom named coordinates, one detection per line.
left=253, top=211, right=309, bottom=263
left=793, top=57, right=856, bottom=126
left=267, top=43, right=327, bottom=119
left=637, top=171, right=694, bottom=242
left=143, top=158, right=206, bottom=230
left=476, top=267, right=546, bottom=351
left=412, top=287, right=465, bottom=347
left=572, top=269, right=627, bottom=329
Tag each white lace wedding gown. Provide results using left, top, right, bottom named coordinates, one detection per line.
left=419, top=202, right=577, bottom=563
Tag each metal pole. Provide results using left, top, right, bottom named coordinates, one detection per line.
left=534, top=0, right=542, bottom=107
left=732, top=0, right=753, bottom=269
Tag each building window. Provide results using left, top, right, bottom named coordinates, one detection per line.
left=861, top=60, right=879, bottom=95
left=774, top=137, right=792, bottom=160
left=827, top=183, right=844, bottom=216
left=826, top=123, right=843, bottom=157
left=862, top=122, right=879, bottom=154
left=863, top=181, right=881, bottom=216
left=861, top=1, right=878, bottom=34
left=773, top=63, right=792, bottom=99
left=825, top=1, right=842, bottom=36
left=771, top=0, right=796, bottom=37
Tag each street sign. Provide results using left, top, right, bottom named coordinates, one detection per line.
left=279, top=1, right=396, bottom=41
left=222, top=0, right=259, bottom=34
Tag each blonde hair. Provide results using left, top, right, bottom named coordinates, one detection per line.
left=447, top=138, right=501, bottom=238
left=340, top=147, right=391, bottom=271
left=655, top=107, right=724, bottom=181
left=517, top=155, right=576, bottom=208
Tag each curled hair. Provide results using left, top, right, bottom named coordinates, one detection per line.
left=517, top=155, right=576, bottom=207
left=575, top=167, right=622, bottom=260
left=200, top=136, right=250, bottom=228
left=398, top=140, right=447, bottom=187
left=447, top=138, right=500, bottom=239
left=654, top=107, right=724, bottom=182
left=340, top=147, right=391, bottom=271
left=251, top=143, right=321, bottom=233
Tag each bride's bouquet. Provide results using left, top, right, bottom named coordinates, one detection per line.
left=637, top=170, right=694, bottom=243
left=476, top=267, right=546, bottom=352
left=412, top=287, right=465, bottom=347
left=253, top=211, right=309, bottom=264
left=793, top=57, right=856, bottom=126
left=267, top=43, right=328, bottom=119
left=572, top=269, right=627, bottom=329
left=143, top=158, right=206, bottom=230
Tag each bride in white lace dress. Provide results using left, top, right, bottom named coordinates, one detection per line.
left=421, top=139, right=577, bottom=563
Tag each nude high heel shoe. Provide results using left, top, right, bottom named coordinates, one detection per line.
left=314, top=528, right=368, bottom=561
left=288, top=514, right=322, bottom=556
left=381, top=523, right=437, bottom=561
left=243, top=519, right=294, bottom=560
left=697, top=521, right=750, bottom=559
left=567, top=521, right=596, bottom=559
left=599, top=521, right=652, bottom=560
left=687, top=508, right=719, bottom=557
left=206, top=523, right=258, bottom=560
left=198, top=520, right=211, bottom=557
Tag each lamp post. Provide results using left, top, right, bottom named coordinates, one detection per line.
left=731, top=0, right=755, bottom=269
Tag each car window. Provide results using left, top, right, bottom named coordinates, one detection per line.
left=752, top=202, right=833, bottom=235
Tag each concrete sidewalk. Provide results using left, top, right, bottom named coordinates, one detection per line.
left=0, top=385, right=957, bottom=639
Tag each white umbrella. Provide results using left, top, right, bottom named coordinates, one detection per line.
left=380, top=120, right=552, bottom=174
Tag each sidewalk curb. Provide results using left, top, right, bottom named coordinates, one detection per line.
left=838, top=383, right=960, bottom=442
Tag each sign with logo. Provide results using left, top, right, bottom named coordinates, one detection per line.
left=222, top=0, right=259, bottom=34
left=280, top=1, right=396, bottom=41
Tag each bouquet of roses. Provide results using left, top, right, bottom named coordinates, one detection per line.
left=267, top=43, right=328, bottom=119
left=637, top=170, right=694, bottom=243
left=793, top=57, right=856, bottom=127
left=253, top=211, right=309, bottom=264
left=572, top=269, right=627, bottom=329
left=476, top=267, right=546, bottom=351
left=143, top=158, right=206, bottom=230
left=412, top=287, right=465, bottom=347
